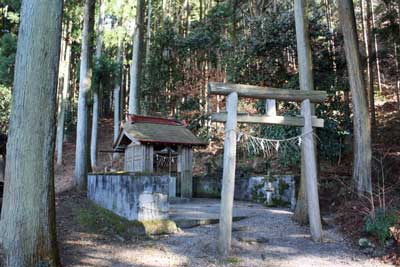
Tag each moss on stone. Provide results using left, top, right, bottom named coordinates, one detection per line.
left=251, top=182, right=265, bottom=203
left=77, top=202, right=178, bottom=238
left=278, top=180, right=289, bottom=195
left=140, top=220, right=179, bottom=235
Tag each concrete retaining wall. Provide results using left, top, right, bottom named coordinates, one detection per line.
left=88, top=174, right=170, bottom=221
left=193, top=174, right=296, bottom=209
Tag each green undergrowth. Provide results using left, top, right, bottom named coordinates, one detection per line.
left=364, top=209, right=399, bottom=246
left=76, top=202, right=179, bottom=239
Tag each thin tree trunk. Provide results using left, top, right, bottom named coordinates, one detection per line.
left=114, top=38, right=123, bottom=143
left=186, top=0, right=191, bottom=34
left=338, top=0, right=372, bottom=194
left=0, top=0, right=63, bottom=266
left=56, top=20, right=72, bottom=166
left=121, top=47, right=127, bottom=119
left=174, top=0, right=189, bottom=33
left=365, top=0, right=376, bottom=128
left=75, top=0, right=96, bottom=190
left=294, top=0, right=323, bottom=242
left=200, top=0, right=203, bottom=21
left=129, top=0, right=145, bottom=114
left=143, top=0, right=153, bottom=115
left=395, top=3, right=400, bottom=110
left=146, top=0, right=152, bottom=66
left=162, top=0, right=167, bottom=26
left=371, top=0, right=382, bottom=94
left=395, top=43, right=400, bottom=109
left=90, top=0, right=105, bottom=169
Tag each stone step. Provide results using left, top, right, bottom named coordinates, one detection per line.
left=173, top=216, right=248, bottom=229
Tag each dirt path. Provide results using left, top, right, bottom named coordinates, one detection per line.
left=57, top=192, right=393, bottom=267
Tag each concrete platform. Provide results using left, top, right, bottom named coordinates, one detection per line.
left=169, top=198, right=261, bottom=228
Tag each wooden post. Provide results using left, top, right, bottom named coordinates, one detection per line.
left=180, top=147, right=193, bottom=198
left=211, top=113, right=324, bottom=128
left=218, top=92, right=238, bottom=256
left=208, top=82, right=327, bottom=103
left=177, top=146, right=182, bottom=196
left=144, top=145, right=154, bottom=172
left=294, top=0, right=323, bottom=241
left=302, top=100, right=323, bottom=241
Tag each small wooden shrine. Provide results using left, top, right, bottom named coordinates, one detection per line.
left=113, top=115, right=207, bottom=198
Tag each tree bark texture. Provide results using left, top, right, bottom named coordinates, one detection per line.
left=91, top=0, right=105, bottom=169
left=365, top=0, right=376, bottom=128
left=114, top=37, right=123, bottom=143
left=129, top=0, right=145, bottom=115
left=56, top=20, right=72, bottom=166
left=0, top=0, right=63, bottom=266
left=75, top=0, right=96, bottom=190
left=338, top=0, right=372, bottom=194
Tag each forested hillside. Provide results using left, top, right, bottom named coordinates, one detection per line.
left=1, top=0, right=399, bottom=163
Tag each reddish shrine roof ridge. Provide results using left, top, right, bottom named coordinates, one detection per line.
left=126, top=114, right=185, bottom=126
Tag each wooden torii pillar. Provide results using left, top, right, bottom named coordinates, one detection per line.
left=209, top=82, right=326, bottom=256
left=294, top=0, right=323, bottom=242
left=211, top=0, right=324, bottom=256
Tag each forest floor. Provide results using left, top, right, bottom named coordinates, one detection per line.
left=54, top=107, right=400, bottom=266
left=56, top=190, right=394, bottom=267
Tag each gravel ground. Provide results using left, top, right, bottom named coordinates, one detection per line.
left=58, top=198, right=394, bottom=267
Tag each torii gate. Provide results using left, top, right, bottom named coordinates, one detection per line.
left=210, top=0, right=326, bottom=256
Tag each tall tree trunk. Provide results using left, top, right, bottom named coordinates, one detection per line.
left=186, top=0, right=191, bottom=35
left=143, top=0, right=152, bottom=115
left=199, top=0, right=203, bottom=21
left=0, top=0, right=63, bottom=266
left=371, top=0, right=382, bottom=94
left=114, top=38, right=123, bottom=143
left=121, top=47, right=127, bottom=119
left=338, top=0, right=372, bottom=195
left=174, top=0, right=189, bottom=34
left=365, top=0, right=376, bottom=128
left=294, top=0, right=323, bottom=241
left=146, top=0, right=152, bottom=66
left=56, top=20, right=72, bottom=166
left=395, top=3, right=400, bottom=110
left=395, top=43, right=400, bottom=109
left=162, top=0, right=167, bottom=26
left=91, top=0, right=105, bottom=169
left=75, top=0, right=95, bottom=190
left=129, top=0, right=145, bottom=114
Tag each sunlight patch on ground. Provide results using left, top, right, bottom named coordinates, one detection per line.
left=115, top=247, right=188, bottom=267
left=266, top=245, right=300, bottom=254
left=64, top=239, right=97, bottom=247
left=265, top=209, right=293, bottom=215
left=287, top=233, right=310, bottom=239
